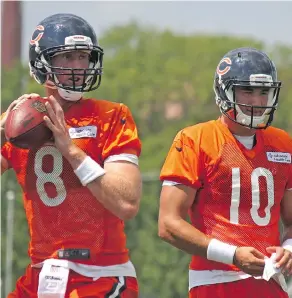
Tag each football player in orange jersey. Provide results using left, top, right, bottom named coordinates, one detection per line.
left=1, top=13, right=142, bottom=298
left=158, top=47, right=292, bottom=298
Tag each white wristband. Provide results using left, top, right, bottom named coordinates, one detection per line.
left=282, top=239, right=292, bottom=253
left=74, top=156, right=106, bottom=186
left=207, top=239, right=237, bottom=265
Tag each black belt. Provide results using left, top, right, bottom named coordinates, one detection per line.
left=57, top=248, right=90, bottom=260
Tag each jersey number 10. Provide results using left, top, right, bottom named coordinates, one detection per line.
left=230, top=167, right=274, bottom=226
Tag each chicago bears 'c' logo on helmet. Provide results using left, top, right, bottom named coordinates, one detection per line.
left=216, top=57, right=232, bottom=76
left=29, top=25, right=45, bottom=45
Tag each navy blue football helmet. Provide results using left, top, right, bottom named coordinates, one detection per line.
left=29, top=13, right=103, bottom=101
left=213, top=47, right=281, bottom=129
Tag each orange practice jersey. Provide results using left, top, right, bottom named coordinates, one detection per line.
left=160, top=119, right=292, bottom=272
left=1, top=98, right=141, bottom=266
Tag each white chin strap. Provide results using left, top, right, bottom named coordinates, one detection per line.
left=235, top=106, right=270, bottom=128
left=45, top=81, right=83, bottom=102
left=57, top=88, right=83, bottom=102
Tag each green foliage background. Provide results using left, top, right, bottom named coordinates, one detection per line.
left=1, top=23, right=292, bottom=297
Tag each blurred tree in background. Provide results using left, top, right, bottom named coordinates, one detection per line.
left=1, top=23, right=292, bottom=297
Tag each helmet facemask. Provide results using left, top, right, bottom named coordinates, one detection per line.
left=30, top=35, right=103, bottom=101
left=215, top=74, right=281, bottom=129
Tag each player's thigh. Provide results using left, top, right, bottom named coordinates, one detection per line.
left=189, top=278, right=288, bottom=298
left=69, top=276, right=138, bottom=298
left=7, top=265, right=39, bottom=298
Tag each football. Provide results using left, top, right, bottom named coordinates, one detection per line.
left=5, top=96, right=53, bottom=149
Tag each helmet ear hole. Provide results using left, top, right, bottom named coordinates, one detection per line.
left=214, top=83, right=220, bottom=95
left=29, top=61, right=47, bottom=84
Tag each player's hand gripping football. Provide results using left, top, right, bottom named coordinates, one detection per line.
left=266, top=246, right=292, bottom=276
left=1, top=93, right=40, bottom=143
left=43, top=96, right=75, bottom=157
left=233, top=246, right=266, bottom=276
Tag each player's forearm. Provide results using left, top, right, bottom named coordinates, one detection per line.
left=87, top=172, right=142, bottom=220
left=159, top=217, right=211, bottom=257
left=61, top=143, right=87, bottom=169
